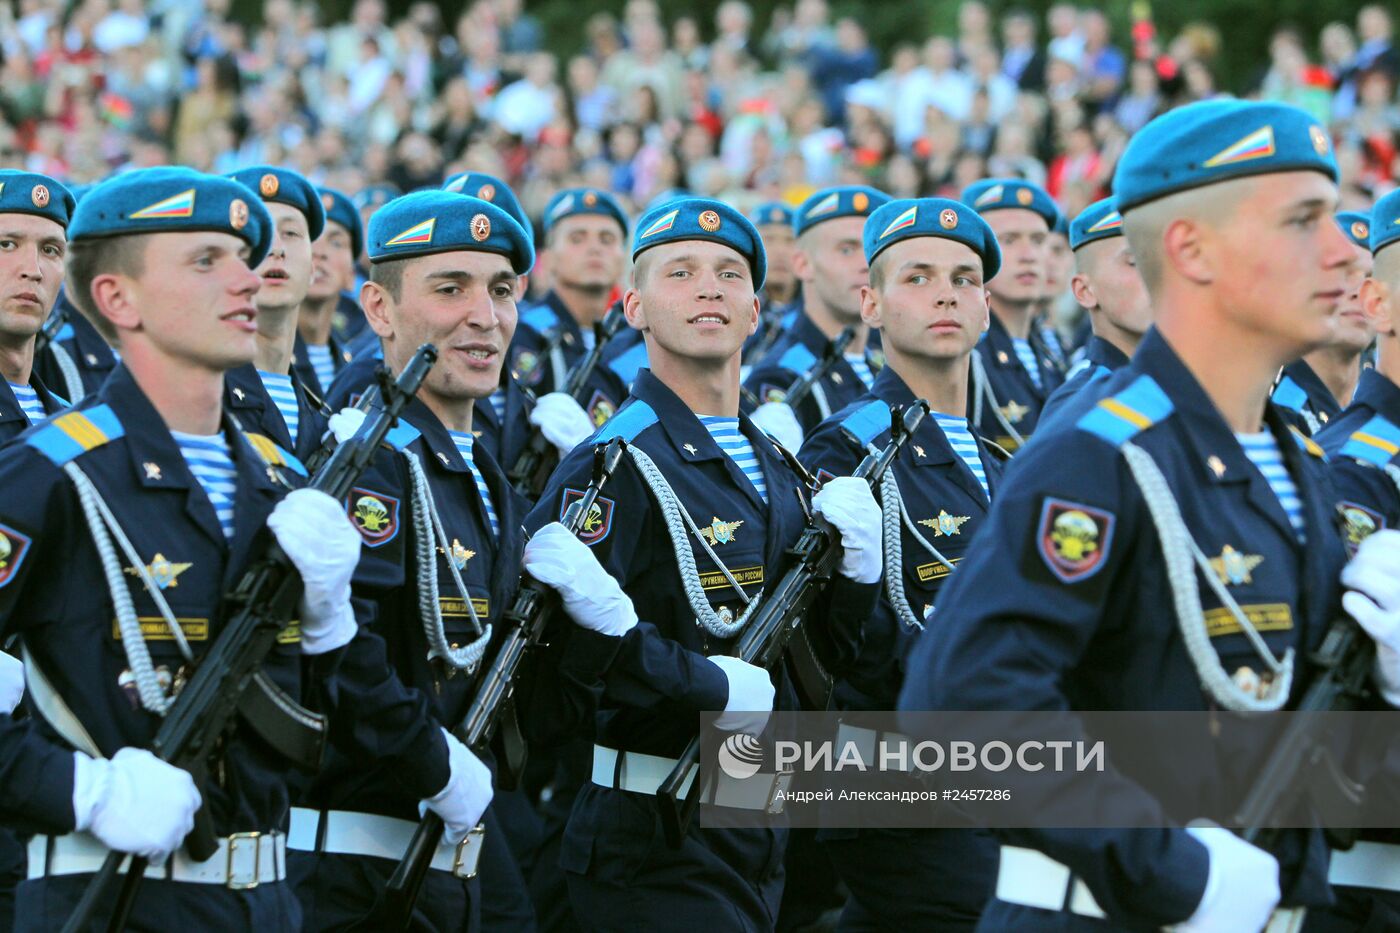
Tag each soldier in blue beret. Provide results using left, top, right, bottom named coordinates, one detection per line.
left=0, top=165, right=381, bottom=928
left=743, top=185, right=892, bottom=449
left=959, top=177, right=1066, bottom=451
left=1038, top=210, right=1075, bottom=369
left=1271, top=210, right=1377, bottom=435
left=444, top=171, right=534, bottom=244
left=1311, top=187, right=1400, bottom=933
left=289, top=189, right=547, bottom=931
left=354, top=182, right=400, bottom=230
left=290, top=188, right=365, bottom=399
left=902, top=99, right=1400, bottom=931
left=221, top=166, right=331, bottom=465
left=1037, top=197, right=1152, bottom=433
left=742, top=202, right=802, bottom=366
left=521, top=196, right=882, bottom=930
left=798, top=197, right=1007, bottom=930
left=509, top=186, right=631, bottom=439
left=0, top=171, right=76, bottom=445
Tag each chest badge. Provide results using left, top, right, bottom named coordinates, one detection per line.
left=913, top=445, right=926, bottom=458
left=830, top=371, right=844, bottom=386
left=143, top=461, right=162, bottom=480
left=1207, top=455, right=1226, bottom=478
left=920, top=510, right=970, bottom=537
left=1209, top=545, right=1264, bottom=586
left=438, top=538, right=475, bottom=570
left=999, top=400, right=1030, bottom=424
left=700, top=516, right=744, bottom=546
left=683, top=443, right=698, bottom=456
left=125, top=553, right=192, bottom=590
left=232, top=387, right=245, bottom=401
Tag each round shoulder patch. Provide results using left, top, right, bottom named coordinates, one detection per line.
left=1037, top=498, right=1115, bottom=583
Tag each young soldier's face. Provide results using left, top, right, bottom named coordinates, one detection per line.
left=373, top=250, right=519, bottom=404
left=126, top=231, right=262, bottom=370
left=0, top=213, right=65, bottom=343
left=1074, top=238, right=1152, bottom=337
left=308, top=220, right=356, bottom=302
left=625, top=240, right=760, bottom=364
left=756, top=222, right=796, bottom=294
left=1209, top=172, right=1352, bottom=353
left=1043, top=231, right=1073, bottom=302
left=984, top=208, right=1048, bottom=305
left=862, top=237, right=990, bottom=362
left=255, top=202, right=313, bottom=312
left=1332, top=240, right=1376, bottom=354
left=548, top=214, right=625, bottom=293
left=795, top=216, right=868, bottom=321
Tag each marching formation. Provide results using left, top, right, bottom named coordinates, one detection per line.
left=0, top=95, right=1399, bottom=933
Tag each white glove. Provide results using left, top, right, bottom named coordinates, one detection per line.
left=750, top=401, right=803, bottom=451
left=812, top=476, right=883, bottom=584
left=420, top=728, right=493, bottom=845
left=707, top=655, right=775, bottom=733
left=267, top=488, right=362, bottom=655
left=0, top=651, right=22, bottom=715
left=73, top=748, right=202, bottom=860
left=1173, top=825, right=1279, bottom=933
left=523, top=523, right=638, bottom=637
left=326, top=406, right=366, bottom=444
left=1341, top=528, right=1400, bottom=705
left=529, top=392, right=597, bottom=456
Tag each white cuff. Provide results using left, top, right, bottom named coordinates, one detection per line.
left=299, top=600, right=359, bottom=655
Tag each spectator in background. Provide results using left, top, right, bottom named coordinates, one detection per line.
left=671, top=16, right=709, bottom=72
left=566, top=54, right=615, bottom=133
left=1046, top=3, right=1084, bottom=67
left=493, top=51, right=560, bottom=139
left=1079, top=9, right=1126, bottom=110
left=808, top=17, right=877, bottom=127
left=715, top=1, right=753, bottom=57
left=430, top=76, right=486, bottom=161
left=922, top=36, right=973, bottom=123
left=601, top=16, right=683, bottom=120
left=956, top=1, right=993, bottom=64
left=1002, top=9, right=1047, bottom=91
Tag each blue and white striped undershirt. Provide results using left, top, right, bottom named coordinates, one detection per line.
left=844, top=354, right=875, bottom=389
left=699, top=416, right=768, bottom=504
left=9, top=382, right=45, bottom=424
left=1011, top=337, right=1043, bottom=391
left=931, top=412, right=990, bottom=501
left=1237, top=431, right=1305, bottom=540
left=171, top=430, right=238, bottom=538
left=304, top=343, right=336, bottom=394
left=258, top=371, right=301, bottom=445
left=449, top=431, right=500, bottom=536
left=487, top=389, right=508, bottom=424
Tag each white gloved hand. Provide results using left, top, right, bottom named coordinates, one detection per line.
left=529, top=392, right=597, bottom=456
left=750, top=401, right=803, bottom=452
left=1341, top=528, right=1400, bottom=705
left=1174, top=825, right=1279, bottom=933
left=707, top=656, right=775, bottom=733
left=421, top=728, right=493, bottom=845
left=73, top=748, right=202, bottom=860
left=812, top=476, right=883, bottom=584
left=0, top=651, right=22, bottom=715
left=523, top=523, right=638, bottom=637
left=326, top=406, right=366, bottom=445
left=267, top=488, right=362, bottom=655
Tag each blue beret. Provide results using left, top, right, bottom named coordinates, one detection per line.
left=1114, top=100, right=1338, bottom=214
left=442, top=172, right=531, bottom=242
left=1069, top=197, right=1124, bottom=251
left=543, top=187, right=628, bottom=237
left=1335, top=210, right=1372, bottom=250
left=794, top=185, right=890, bottom=238
left=750, top=202, right=794, bottom=229
left=367, top=191, right=534, bottom=275
left=959, top=178, right=1061, bottom=230
left=1053, top=212, right=1069, bottom=236
left=227, top=165, right=325, bottom=241
left=353, top=183, right=400, bottom=215
left=632, top=197, right=767, bottom=288
left=863, top=198, right=1001, bottom=280
left=1371, top=190, right=1400, bottom=257
left=70, top=167, right=273, bottom=268
left=317, top=187, right=364, bottom=258
left=0, top=171, right=74, bottom=229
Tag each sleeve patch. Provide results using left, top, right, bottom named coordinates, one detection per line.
left=347, top=488, right=402, bottom=547
left=1037, top=497, right=1115, bottom=583
left=562, top=489, right=614, bottom=546
left=0, top=522, right=33, bottom=589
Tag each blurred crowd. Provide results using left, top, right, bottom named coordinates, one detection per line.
left=1, top=0, right=1397, bottom=230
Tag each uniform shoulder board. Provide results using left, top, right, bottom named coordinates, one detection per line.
left=776, top=342, right=818, bottom=376
left=592, top=399, right=658, bottom=443
left=838, top=399, right=892, bottom=447
left=1287, top=425, right=1326, bottom=459
left=519, top=304, right=559, bottom=334
left=243, top=432, right=309, bottom=477
left=607, top=341, right=649, bottom=385
left=1339, top=415, right=1400, bottom=467
left=24, top=404, right=125, bottom=466
left=384, top=420, right=422, bottom=451
left=1271, top=375, right=1308, bottom=413
left=1075, top=374, right=1175, bottom=448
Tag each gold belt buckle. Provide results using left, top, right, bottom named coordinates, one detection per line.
left=452, top=825, right=485, bottom=879
left=226, top=831, right=263, bottom=890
